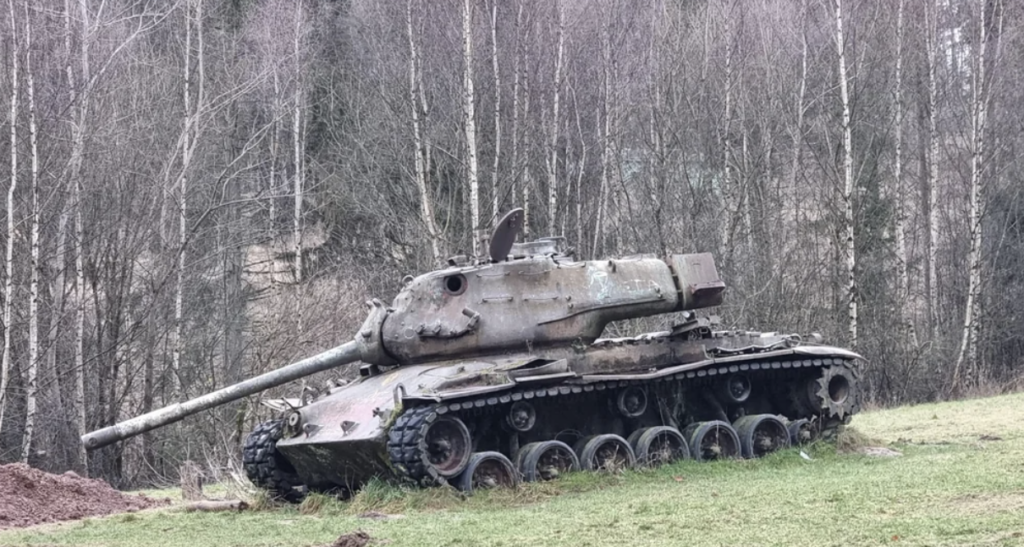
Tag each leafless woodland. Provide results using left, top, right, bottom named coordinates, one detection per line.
left=0, top=0, right=1021, bottom=486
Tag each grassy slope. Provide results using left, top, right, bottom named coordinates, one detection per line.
left=3, top=393, right=1023, bottom=547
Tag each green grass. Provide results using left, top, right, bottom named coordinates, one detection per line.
left=3, top=393, right=1024, bottom=547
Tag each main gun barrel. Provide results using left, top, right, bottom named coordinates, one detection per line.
left=82, top=341, right=361, bottom=450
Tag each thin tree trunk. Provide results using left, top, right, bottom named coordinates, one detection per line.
left=571, top=87, right=585, bottom=252
left=0, top=0, right=19, bottom=436
left=721, top=13, right=735, bottom=260
left=926, top=0, right=939, bottom=338
left=292, top=0, right=305, bottom=342
left=789, top=0, right=808, bottom=225
left=406, top=0, right=440, bottom=263
left=893, top=0, right=918, bottom=349
left=593, top=18, right=612, bottom=259
left=521, top=27, right=532, bottom=238
left=510, top=2, right=522, bottom=223
left=834, top=0, right=857, bottom=347
left=952, top=0, right=996, bottom=391
left=462, top=0, right=481, bottom=256
left=490, top=1, right=501, bottom=226
left=269, top=69, right=279, bottom=237
left=73, top=0, right=91, bottom=475
left=22, top=0, right=40, bottom=463
left=546, top=0, right=564, bottom=237
left=173, top=0, right=193, bottom=398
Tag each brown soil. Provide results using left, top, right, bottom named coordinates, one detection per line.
left=329, top=531, right=372, bottom=547
left=0, top=463, right=169, bottom=529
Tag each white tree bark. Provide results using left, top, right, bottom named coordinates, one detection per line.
left=406, top=0, right=440, bottom=263
left=926, top=0, right=940, bottom=338
left=22, top=0, right=40, bottom=463
left=953, top=0, right=997, bottom=390
left=0, top=0, right=19, bottom=437
left=462, top=0, right=481, bottom=256
left=292, top=0, right=305, bottom=339
left=269, top=69, right=280, bottom=236
left=173, top=0, right=196, bottom=398
left=892, top=0, right=918, bottom=349
left=546, top=0, right=564, bottom=237
left=510, top=2, right=522, bottom=223
left=593, top=17, right=612, bottom=259
left=72, top=0, right=91, bottom=474
left=834, top=0, right=857, bottom=347
left=490, top=1, right=501, bottom=226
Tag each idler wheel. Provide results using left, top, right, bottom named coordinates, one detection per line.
left=454, top=451, right=519, bottom=493
left=806, top=365, right=860, bottom=420
left=629, top=426, right=690, bottom=467
left=733, top=414, right=791, bottom=459
left=787, top=418, right=817, bottom=445
left=574, top=434, right=636, bottom=472
left=683, top=421, right=741, bottom=462
left=506, top=401, right=536, bottom=432
left=421, top=415, right=473, bottom=478
left=616, top=387, right=648, bottom=417
left=517, top=440, right=579, bottom=482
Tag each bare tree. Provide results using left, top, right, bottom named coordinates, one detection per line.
left=546, top=0, right=564, bottom=237
left=489, top=0, right=501, bottom=226
left=953, top=0, right=1001, bottom=391
left=833, top=0, right=857, bottom=347
left=406, top=0, right=440, bottom=263
left=892, top=0, right=918, bottom=349
left=0, top=0, right=19, bottom=437
left=462, top=0, right=481, bottom=255
left=925, top=0, right=940, bottom=338
left=20, top=0, right=41, bottom=463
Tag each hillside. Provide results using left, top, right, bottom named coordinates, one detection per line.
left=2, top=393, right=1022, bottom=547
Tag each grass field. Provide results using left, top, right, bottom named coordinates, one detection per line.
left=2, top=393, right=1023, bottom=547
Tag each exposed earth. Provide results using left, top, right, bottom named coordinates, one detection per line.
left=0, top=463, right=168, bottom=529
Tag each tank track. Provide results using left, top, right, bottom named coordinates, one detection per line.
left=385, top=356, right=860, bottom=484
left=242, top=420, right=306, bottom=502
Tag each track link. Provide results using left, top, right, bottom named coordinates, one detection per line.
left=243, top=420, right=306, bottom=502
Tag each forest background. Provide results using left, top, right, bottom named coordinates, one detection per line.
left=0, top=0, right=1021, bottom=487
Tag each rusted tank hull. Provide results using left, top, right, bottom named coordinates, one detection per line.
left=271, top=337, right=861, bottom=491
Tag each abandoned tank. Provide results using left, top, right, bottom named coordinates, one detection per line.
left=82, top=208, right=862, bottom=498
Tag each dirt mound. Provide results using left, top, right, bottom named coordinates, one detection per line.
left=0, top=463, right=169, bottom=529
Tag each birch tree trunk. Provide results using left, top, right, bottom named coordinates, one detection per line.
left=833, top=0, right=857, bottom=347
left=269, top=69, right=280, bottom=236
left=490, top=1, right=501, bottom=226
left=73, top=0, right=91, bottom=474
left=462, top=0, right=481, bottom=256
left=926, top=0, right=940, bottom=338
left=173, top=0, right=194, bottom=398
left=892, top=0, right=918, bottom=349
left=0, top=0, right=19, bottom=437
left=22, top=0, right=40, bottom=463
left=510, top=2, right=522, bottom=223
left=406, top=0, right=440, bottom=263
left=292, top=0, right=305, bottom=341
left=546, top=0, right=564, bottom=237
left=952, top=0, right=997, bottom=391
left=593, top=17, right=612, bottom=259
left=789, top=0, right=808, bottom=225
